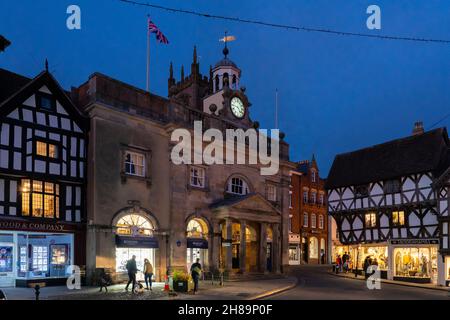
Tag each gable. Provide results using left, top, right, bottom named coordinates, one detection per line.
left=0, top=71, right=88, bottom=133
left=231, top=194, right=280, bottom=215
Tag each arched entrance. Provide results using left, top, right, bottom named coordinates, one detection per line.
left=113, top=210, right=158, bottom=279
left=186, top=217, right=209, bottom=271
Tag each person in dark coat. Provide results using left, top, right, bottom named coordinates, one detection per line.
left=190, top=258, right=202, bottom=294
left=125, top=255, right=138, bottom=293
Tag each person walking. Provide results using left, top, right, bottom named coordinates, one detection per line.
left=143, top=258, right=154, bottom=291
left=335, top=255, right=342, bottom=274
left=342, top=252, right=349, bottom=273
left=125, top=255, right=138, bottom=293
left=190, top=258, right=202, bottom=294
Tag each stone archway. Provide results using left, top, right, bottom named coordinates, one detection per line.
left=186, top=216, right=210, bottom=270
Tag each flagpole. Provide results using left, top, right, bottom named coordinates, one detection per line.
left=146, top=15, right=150, bottom=92
left=275, top=88, right=278, bottom=129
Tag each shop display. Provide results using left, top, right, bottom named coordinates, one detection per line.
left=394, top=247, right=437, bottom=279
left=0, top=246, right=13, bottom=273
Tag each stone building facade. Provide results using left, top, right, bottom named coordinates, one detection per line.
left=72, top=46, right=293, bottom=282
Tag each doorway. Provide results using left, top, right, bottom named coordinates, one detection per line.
left=266, top=242, right=272, bottom=272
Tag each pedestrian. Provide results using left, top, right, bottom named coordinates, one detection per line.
left=342, top=252, right=348, bottom=272
left=320, top=249, right=325, bottom=264
left=143, top=258, right=154, bottom=291
left=363, top=256, right=371, bottom=279
left=125, top=255, right=138, bottom=293
left=190, top=258, right=202, bottom=294
left=335, top=255, right=342, bottom=274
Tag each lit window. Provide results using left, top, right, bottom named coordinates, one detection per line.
left=311, top=214, right=317, bottom=228
left=21, top=179, right=59, bottom=218
left=124, top=151, right=145, bottom=177
left=267, top=185, right=277, bottom=202
left=365, top=212, right=377, bottom=228
left=190, top=167, right=205, bottom=188
left=227, top=177, right=249, bottom=195
left=303, top=213, right=309, bottom=227
left=392, top=211, right=405, bottom=226
left=303, top=191, right=308, bottom=203
left=36, top=141, right=58, bottom=159
left=116, top=214, right=154, bottom=236
left=319, top=215, right=324, bottom=229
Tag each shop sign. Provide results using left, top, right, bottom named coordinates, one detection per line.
left=187, top=238, right=208, bottom=249
left=115, top=235, right=159, bottom=248
left=221, top=239, right=232, bottom=247
left=389, top=239, right=439, bottom=245
left=0, top=220, right=67, bottom=232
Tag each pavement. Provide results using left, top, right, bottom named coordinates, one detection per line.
left=0, top=276, right=297, bottom=300
left=265, top=264, right=450, bottom=300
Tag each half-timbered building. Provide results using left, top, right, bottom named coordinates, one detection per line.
left=326, top=124, right=450, bottom=285
left=0, top=68, right=88, bottom=287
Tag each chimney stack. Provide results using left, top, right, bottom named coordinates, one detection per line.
left=412, top=121, right=424, bottom=135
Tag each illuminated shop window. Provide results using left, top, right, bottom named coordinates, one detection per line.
left=394, top=247, right=438, bottom=279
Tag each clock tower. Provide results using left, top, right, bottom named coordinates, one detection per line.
left=202, top=43, right=253, bottom=127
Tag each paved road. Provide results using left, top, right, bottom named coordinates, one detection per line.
left=266, top=265, right=450, bottom=300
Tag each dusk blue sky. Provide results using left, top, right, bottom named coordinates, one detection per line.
left=1, top=0, right=449, bottom=176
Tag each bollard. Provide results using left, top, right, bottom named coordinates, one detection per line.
left=34, top=284, right=40, bottom=301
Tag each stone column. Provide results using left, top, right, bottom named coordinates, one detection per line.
left=224, top=219, right=233, bottom=271
left=259, top=223, right=268, bottom=273
left=239, top=220, right=247, bottom=273
left=272, top=223, right=281, bottom=273
left=210, top=221, right=221, bottom=272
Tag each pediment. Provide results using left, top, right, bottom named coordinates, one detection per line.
left=211, top=193, right=280, bottom=216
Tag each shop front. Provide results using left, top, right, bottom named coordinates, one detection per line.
left=332, top=243, right=388, bottom=278
left=114, top=213, right=158, bottom=282
left=390, top=239, right=439, bottom=284
left=288, top=233, right=300, bottom=265
left=0, top=219, right=85, bottom=287
left=446, top=256, right=450, bottom=286
left=186, top=218, right=209, bottom=271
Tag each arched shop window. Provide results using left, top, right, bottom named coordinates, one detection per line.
left=115, top=213, right=156, bottom=273
left=116, top=214, right=154, bottom=237
left=309, top=237, right=319, bottom=259
left=187, top=218, right=209, bottom=239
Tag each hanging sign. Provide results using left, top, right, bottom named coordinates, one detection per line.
left=187, top=238, right=208, bottom=249
left=115, top=235, right=159, bottom=248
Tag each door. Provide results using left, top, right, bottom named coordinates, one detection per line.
left=232, top=244, right=240, bottom=269
left=266, top=242, right=272, bottom=272
left=0, top=243, right=15, bottom=287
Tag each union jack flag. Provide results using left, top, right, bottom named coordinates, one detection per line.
left=148, top=18, right=169, bottom=44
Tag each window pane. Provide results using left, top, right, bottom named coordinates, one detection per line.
left=32, top=193, right=43, bottom=217
left=33, top=181, right=42, bottom=192
left=44, top=194, right=54, bottom=218
left=36, top=141, right=47, bottom=157
left=48, top=144, right=58, bottom=158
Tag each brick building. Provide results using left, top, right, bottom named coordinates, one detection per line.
left=289, top=155, right=328, bottom=264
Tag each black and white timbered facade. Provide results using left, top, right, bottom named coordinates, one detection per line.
left=0, top=68, right=88, bottom=287
left=326, top=126, right=450, bottom=286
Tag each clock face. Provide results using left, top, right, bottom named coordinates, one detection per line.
left=230, top=97, right=245, bottom=118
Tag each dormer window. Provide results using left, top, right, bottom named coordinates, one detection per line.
left=227, top=177, right=249, bottom=195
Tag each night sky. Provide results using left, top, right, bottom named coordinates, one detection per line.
left=1, top=0, right=449, bottom=176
